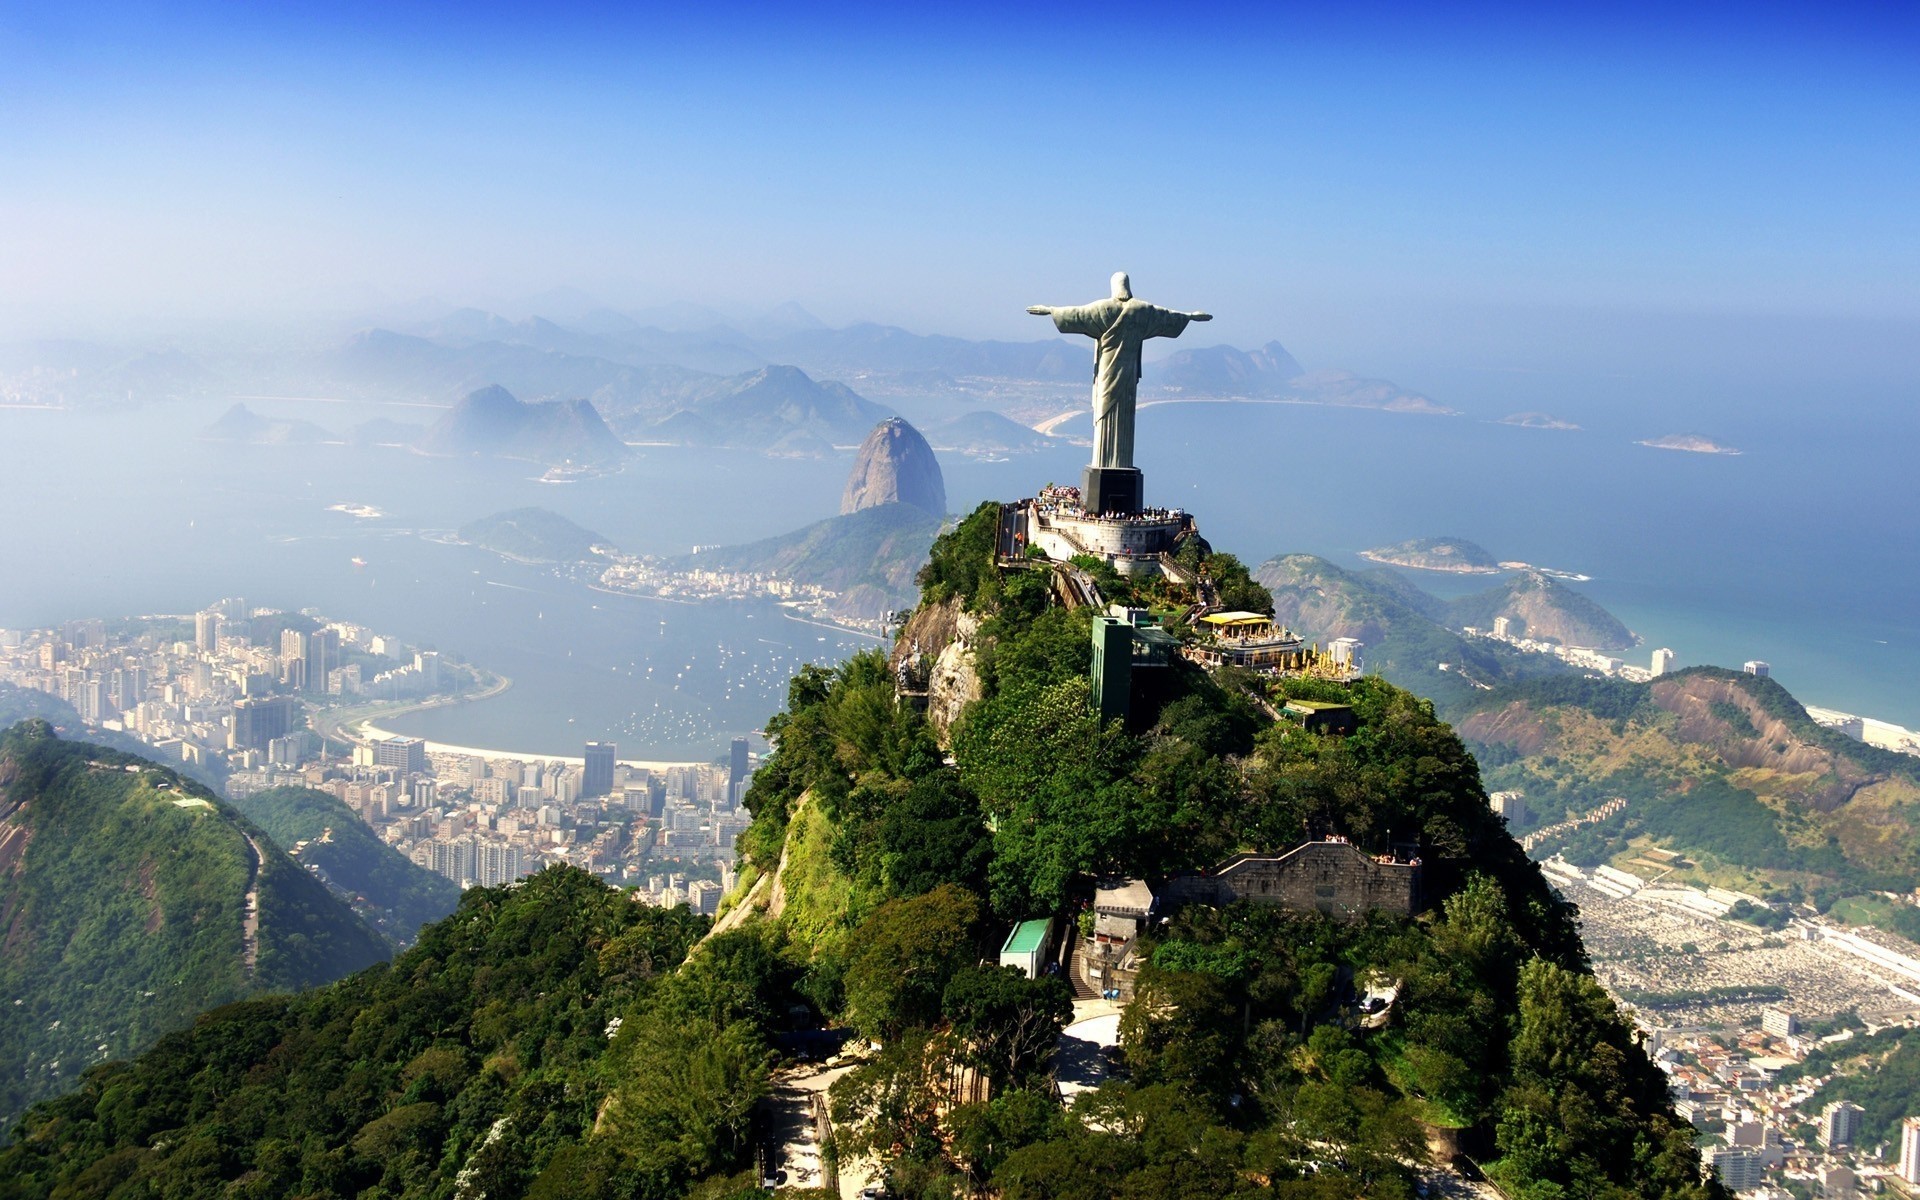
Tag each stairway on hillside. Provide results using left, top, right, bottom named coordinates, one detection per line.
left=1066, top=937, right=1099, bottom=1001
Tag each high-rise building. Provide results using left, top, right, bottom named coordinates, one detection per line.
left=305, top=628, right=340, bottom=693
left=1744, top=660, right=1771, bottom=678
left=1651, top=647, right=1676, bottom=676
left=374, top=735, right=427, bottom=775
left=1709, top=1146, right=1765, bottom=1192
left=1760, top=1008, right=1798, bottom=1038
left=583, top=741, right=616, bottom=799
left=728, top=737, right=750, bottom=807
left=79, top=677, right=108, bottom=723
left=1898, top=1116, right=1920, bottom=1183
left=231, top=695, right=299, bottom=751
left=1821, top=1100, right=1864, bottom=1150
left=1492, top=616, right=1512, bottom=640
left=194, top=611, right=222, bottom=654
left=1489, top=791, right=1528, bottom=827
left=413, top=650, right=440, bottom=689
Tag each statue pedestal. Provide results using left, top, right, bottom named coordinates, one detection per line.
left=1082, top=466, right=1143, bottom=516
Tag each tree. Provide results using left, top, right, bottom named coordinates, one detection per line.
left=843, top=884, right=982, bottom=1040
left=942, top=965, right=1073, bottom=1088
left=1118, top=969, right=1240, bottom=1101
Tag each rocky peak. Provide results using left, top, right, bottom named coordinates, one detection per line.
left=840, top=417, right=946, bottom=516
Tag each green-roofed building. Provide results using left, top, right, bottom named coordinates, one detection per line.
left=999, top=917, right=1057, bottom=979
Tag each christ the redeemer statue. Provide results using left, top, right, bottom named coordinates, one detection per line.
left=1029, top=272, right=1209, bottom=515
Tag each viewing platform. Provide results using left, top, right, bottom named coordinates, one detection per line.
left=1015, top=485, right=1194, bottom=577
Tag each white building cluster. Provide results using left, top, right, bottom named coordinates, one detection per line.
left=0, top=600, right=453, bottom=778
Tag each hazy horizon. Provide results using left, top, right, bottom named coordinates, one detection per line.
left=6, top=4, right=1917, bottom=372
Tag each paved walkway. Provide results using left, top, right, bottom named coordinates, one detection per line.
left=1055, top=1000, right=1122, bottom=1104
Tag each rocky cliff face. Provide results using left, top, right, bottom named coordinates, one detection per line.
left=841, top=418, right=947, bottom=516
left=892, top=597, right=981, bottom=744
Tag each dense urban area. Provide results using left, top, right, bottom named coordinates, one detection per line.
left=0, top=600, right=753, bottom=910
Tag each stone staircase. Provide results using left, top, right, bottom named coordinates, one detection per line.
left=1066, top=937, right=1099, bottom=1000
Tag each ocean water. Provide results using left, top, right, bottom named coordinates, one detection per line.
left=0, top=388, right=1914, bottom=761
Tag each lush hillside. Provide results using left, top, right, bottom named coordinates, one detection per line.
left=0, top=722, right=388, bottom=1124
left=1252, top=553, right=1560, bottom=708
left=668, top=501, right=942, bottom=622
left=0, top=869, right=731, bottom=1200
left=1458, top=668, right=1920, bottom=905
left=716, top=504, right=1719, bottom=1200
left=1448, top=570, right=1637, bottom=650
left=0, top=510, right=1722, bottom=1200
left=459, top=506, right=613, bottom=563
left=230, top=786, right=461, bottom=946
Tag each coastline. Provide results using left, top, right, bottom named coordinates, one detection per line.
left=350, top=719, right=708, bottom=771
left=1356, top=550, right=1501, bottom=574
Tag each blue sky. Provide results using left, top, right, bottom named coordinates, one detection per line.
left=3, top=1, right=1916, bottom=373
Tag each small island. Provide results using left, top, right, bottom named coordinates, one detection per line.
left=1360, top=535, right=1502, bottom=574
left=1638, top=433, right=1741, bottom=456
left=1498, top=411, right=1581, bottom=430
left=458, top=507, right=615, bottom=563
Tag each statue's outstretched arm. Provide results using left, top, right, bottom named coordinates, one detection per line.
left=1026, top=305, right=1054, bottom=316
left=1187, top=311, right=1212, bottom=322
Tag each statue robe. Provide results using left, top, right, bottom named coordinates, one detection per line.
left=1047, top=298, right=1195, bottom=470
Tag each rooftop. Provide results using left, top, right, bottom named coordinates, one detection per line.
left=1200, top=611, right=1271, bottom=626
left=1002, top=918, right=1052, bottom=956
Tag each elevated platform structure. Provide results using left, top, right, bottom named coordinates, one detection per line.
left=1021, top=485, right=1192, bottom=578
left=1183, top=611, right=1311, bottom=673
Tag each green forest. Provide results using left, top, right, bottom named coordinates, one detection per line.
left=0, top=722, right=388, bottom=1126
left=1, top=505, right=1722, bottom=1200
left=231, top=786, right=460, bottom=945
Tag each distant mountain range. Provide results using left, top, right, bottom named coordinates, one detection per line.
left=924, top=409, right=1061, bottom=457
left=0, top=722, right=388, bottom=1123
left=419, top=385, right=628, bottom=466
left=202, top=402, right=331, bottom=445
left=606, top=364, right=894, bottom=449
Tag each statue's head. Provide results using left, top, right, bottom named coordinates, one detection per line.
left=1110, top=271, right=1132, bottom=301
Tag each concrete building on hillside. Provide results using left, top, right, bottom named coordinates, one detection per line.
left=1820, top=1100, right=1863, bottom=1149
left=1651, top=647, right=1676, bottom=676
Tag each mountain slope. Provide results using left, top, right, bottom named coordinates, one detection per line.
left=1149, top=339, right=1304, bottom=394
left=1253, top=552, right=1556, bottom=706
left=230, top=786, right=460, bottom=946
left=459, top=506, right=614, bottom=563
left=1459, top=668, right=1920, bottom=893
left=202, top=402, right=331, bottom=445
left=670, top=502, right=942, bottom=621
left=1449, top=569, right=1637, bottom=649
left=608, top=364, right=895, bottom=448
left=418, top=385, right=628, bottom=466
left=0, top=722, right=388, bottom=1123
left=0, top=515, right=1721, bottom=1200
left=924, top=409, right=1058, bottom=456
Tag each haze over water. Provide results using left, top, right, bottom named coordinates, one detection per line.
left=1, top=382, right=1913, bottom=758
